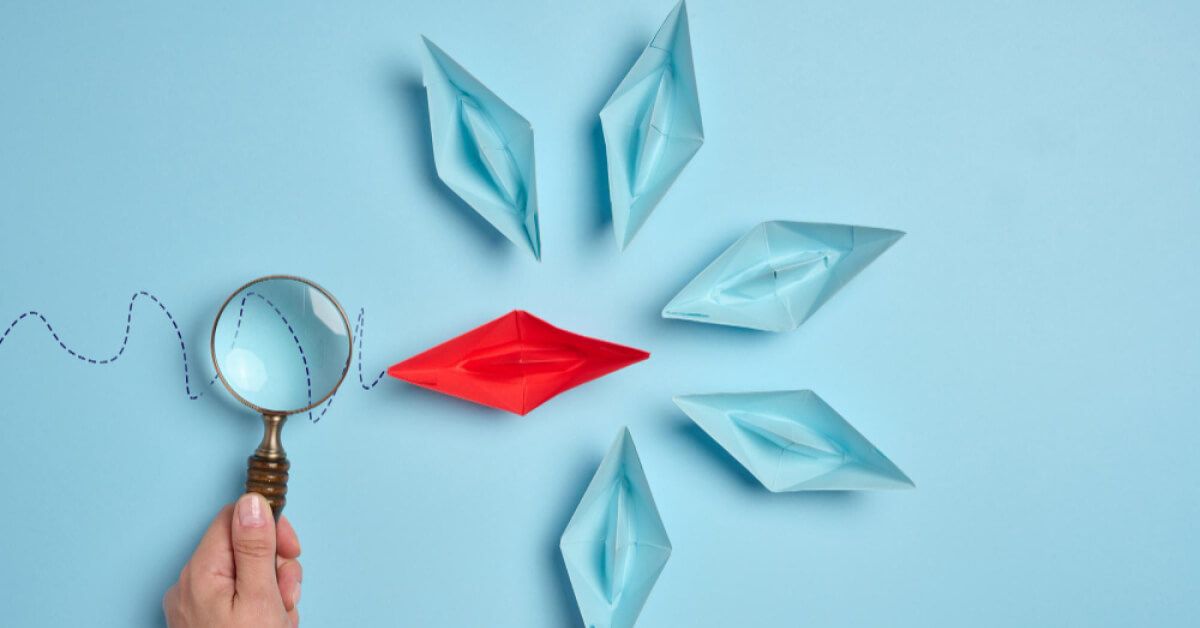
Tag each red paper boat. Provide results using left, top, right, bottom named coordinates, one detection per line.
left=388, top=310, right=650, bottom=415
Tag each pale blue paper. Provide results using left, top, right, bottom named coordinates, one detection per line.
left=5, top=3, right=1200, bottom=625
left=674, top=391, right=914, bottom=491
left=601, top=1, right=703, bottom=250
left=421, top=37, right=541, bottom=259
left=662, top=221, right=904, bottom=332
left=560, top=428, right=671, bottom=628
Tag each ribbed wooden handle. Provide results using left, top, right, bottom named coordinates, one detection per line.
left=246, top=414, right=290, bottom=520
left=246, top=454, right=290, bottom=519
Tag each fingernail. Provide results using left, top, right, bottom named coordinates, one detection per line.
left=238, top=493, right=267, bottom=528
left=291, top=581, right=302, bottom=605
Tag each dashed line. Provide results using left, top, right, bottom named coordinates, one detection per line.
left=355, top=308, right=388, bottom=391
left=230, top=292, right=315, bottom=412
left=0, top=293, right=390, bottom=423
left=310, top=307, right=387, bottom=423
left=0, top=291, right=212, bottom=399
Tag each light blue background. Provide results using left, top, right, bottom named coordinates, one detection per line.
left=1, top=1, right=1197, bottom=626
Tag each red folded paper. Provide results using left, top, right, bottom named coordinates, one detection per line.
left=388, top=310, right=650, bottom=415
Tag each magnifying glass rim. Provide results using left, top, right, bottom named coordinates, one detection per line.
left=210, top=274, right=354, bottom=416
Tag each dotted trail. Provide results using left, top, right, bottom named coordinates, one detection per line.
left=0, top=291, right=388, bottom=422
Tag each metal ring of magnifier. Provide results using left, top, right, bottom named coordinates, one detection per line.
left=210, top=274, right=353, bottom=518
left=209, top=274, right=354, bottom=416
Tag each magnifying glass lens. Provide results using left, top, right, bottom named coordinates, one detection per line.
left=212, top=277, right=351, bottom=414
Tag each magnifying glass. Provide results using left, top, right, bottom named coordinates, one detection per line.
left=210, top=275, right=353, bottom=518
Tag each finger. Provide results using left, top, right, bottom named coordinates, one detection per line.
left=186, top=504, right=237, bottom=582
left=274, top=514, right=301, bottom=605
left=230, top=493, right=280, bottom=601
left=162, top=583, right=179, bottom=619
left=276, top=515, right=301, bottom=560
left=288, top=607, right=299, bottom=628
left=277, top=559, right=303, bottom=611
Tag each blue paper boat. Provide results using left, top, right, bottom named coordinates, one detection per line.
left=421, top=37, right=541, bottom=259
left=560, top=428, right=671, bottom=628
left=675, top=390, right=914, bottom=491
left=601, top=1, right=704, bottom=250
left=663, top=221, right=904, bottom=332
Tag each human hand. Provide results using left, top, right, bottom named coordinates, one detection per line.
left=163, top=493, right=303, bottom=627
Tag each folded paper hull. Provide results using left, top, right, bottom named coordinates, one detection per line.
left=388, top=311, right=649, bottom=415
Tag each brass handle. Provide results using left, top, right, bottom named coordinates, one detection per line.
left=245, top=414, right=289, bottom=519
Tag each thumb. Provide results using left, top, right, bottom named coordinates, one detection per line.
left=230, top=493, right=280, bottom=602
